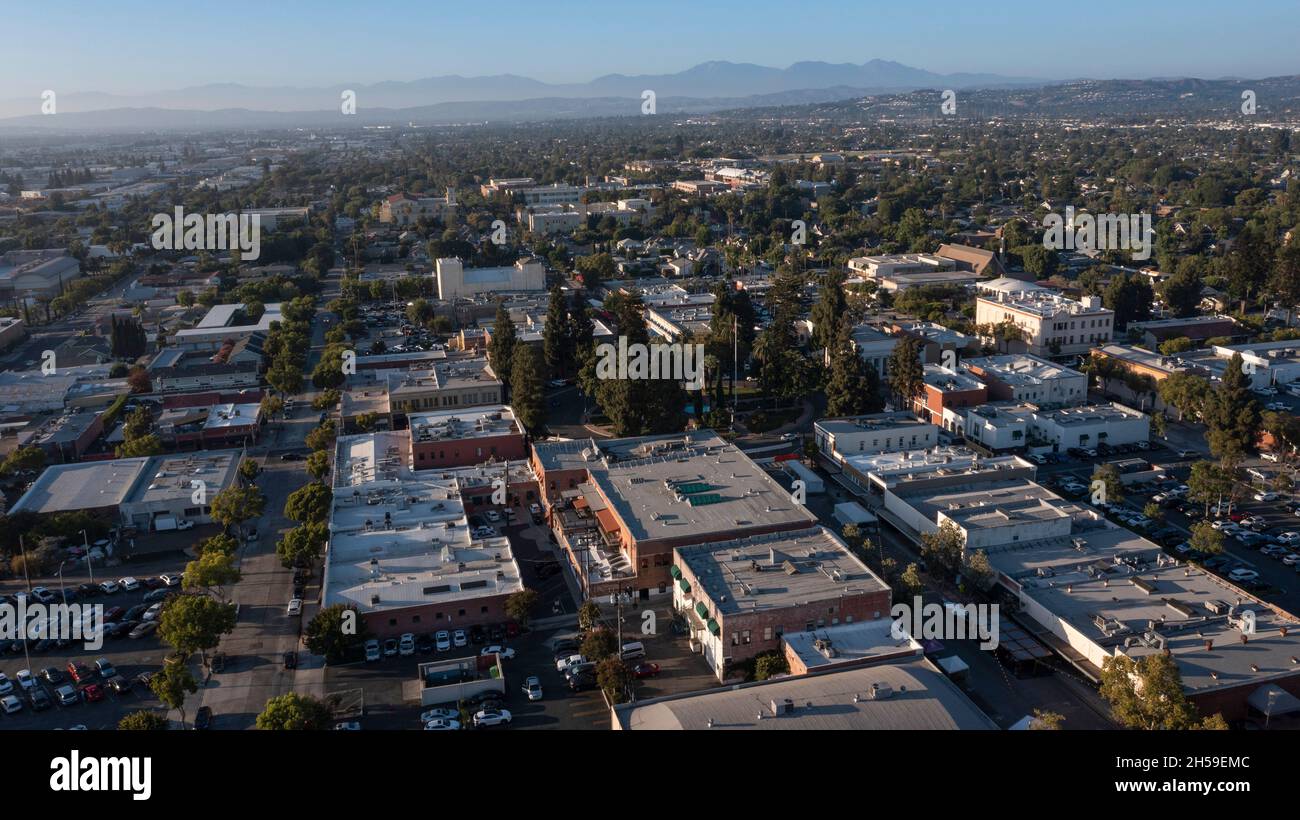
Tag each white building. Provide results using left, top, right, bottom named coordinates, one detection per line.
left=975, top=290, right=1113, bottom=357
left=814, top=413, right=940, bottom=460
left=434, top=257, right=546, bottom=301
left=963, top=353, right=1088, bottom=407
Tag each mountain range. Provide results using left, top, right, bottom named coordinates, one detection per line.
left=0, top=59, right=1041, bottom=127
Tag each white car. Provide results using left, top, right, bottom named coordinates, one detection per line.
left=398, top=633, right=416, bottom=656
left=420, top=707, right=458, bottom=723
left=484, top=510, right=502, bottom=523
left=159, top=573, right=183, bottom=587
left=472, top=709, right=512, bottom=727
left=287, top=599, right=303, bottom=616
left=16, top=670, right=35, bottom=692
left=364, top=639, right=381, bottom=662
left=556, top=653, right=585, bottom=672
left=98, top=581, right=120, bottom=595
left=452, top=629, right=468, bottom=648
left=522, top=675, right=543, bottom=701
left=481, top=645, right=516, bottom=660
left=333, top=722, right=361, bottom=731
left=424, top=718, right=461, bottom=731
left=30, top=586, right=57, bottom=604
left=1254, top=492, right=1278, bottom=502
left=142, top=602, right=164, bottom=621
left=435, top=631, right=451, bottom=652
left=1228, top=568, right=1260, bottom=582
left=1284, top=553, right=1300, bottom=567
left=176, top=519, right=195, bottom=531
left=119, top=577, right=140, bottom=592
left=0, top=673, right=12, bottom=695
left=1277, top=532, right=1300, bottom=545
left=1, top=695, right=21, bottom=714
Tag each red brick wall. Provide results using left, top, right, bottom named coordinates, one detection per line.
left=361, top=592, right=511, bottom=639
left=411, top=432, right=526, bottom=468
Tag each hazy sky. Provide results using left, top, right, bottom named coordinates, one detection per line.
left=1, top=0, right=1297, bottom=98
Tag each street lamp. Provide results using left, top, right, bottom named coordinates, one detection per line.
left=79, top=529, right=95, bottom=583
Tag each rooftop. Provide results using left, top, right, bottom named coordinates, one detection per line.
left=408, top=405, right=520, bottom=443
left=979, top=290, right=1110, bottom=318
left=676, top=527, right=888, bottom=616
left=922, top=365, right=986, bottom=393
left=815, top=412, right=934, bottom=438
left=614, top=659, right=997, bottom=730
left=782, top=619, right=924, bottom=671
left=202, top=402, right=261, bottom=430
left=964, top=353, right=1084, bottom=386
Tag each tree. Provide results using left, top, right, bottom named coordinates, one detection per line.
left=809, top=269, right=848, bottom=352
left=510, top=345, right=546, bottom=433
left=825, top=320, right=883, bottom=416
left=127, top=367, right=153, bottom=394
left=1203, top=354, right=1260, bottom=460
left=580, top=627, right=618, bottom=662
left=286, top=482, right=333, bottom=524
left=122, top=406, right=152, bottom=441
left=0, top=446, right=45, bottom=476
left=1189, top=520, right=1225, bottom=555
left=115, top=434, right=163, bottom=458
left=753, top=651, right=789, bottom=681
left=118, top=710, right=170, bottom=730
left=276, top=522, right=328, bottom=568
left=1099, top=652, right=1225, bottom=730
left=1159, top=268, right=1204, bottom=318
left=150, top=660, right=198, bottom=728
left=238, top=458, right=261, bottom=484
left=1091, top=463, right=1124, bottom=505
left=505, top=588, right=540, bottom=628
left=574, top=253, right=615, bottom=290
left=210, top=484, right=265, bottom=539
left=963, top=549, right=995, bottom=592
left=306, top=450, right=331, bottom=481
left=919, top=521, right=964, bottom=579
left=304, top=604, right=369, bottom=664
left=198, top=532, right=239, bottom=556
left=157, top=594, right=238, bottom=663
left=887, top=336, right=924, bottom=411
left=487, top=300, right=517, bottom=397
left=899, top=563, right=924, bottom=598
left=542, top=285, right=573, bottom=377
left=256, top=693, right=333, bottom=730
left=577, top=600, right=603, bottom=632
left=305, top=419, right=337, bottom=452
left=1028, top=709, right=1065, bottom=730
left=183, top=549, right=242, bottom=600
left=1188, top=460, right=1233, bottom=517
left=595, top=656, right=633, bottom=704
left=1103, top=273, right=1154, bottom=331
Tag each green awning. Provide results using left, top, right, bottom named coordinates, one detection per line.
left=678, top=578, right=691, bottom=593
left=695, top=601, right=709, bottom=619
left=706, top=618, right=720, bottom=636
left=669, top=565, right=682, bottom=579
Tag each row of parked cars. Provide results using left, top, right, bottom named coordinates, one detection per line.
left=0, top=658, right=149, bottom=716
left=365, top=622, right=521, bottom=661
left=1, top=573, right=182, bottom=608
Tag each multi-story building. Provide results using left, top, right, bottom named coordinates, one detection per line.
left=813, top=412, right=940, bottom=461
left=963, top=353, right=1088, bottom=407
left=408, top=405, right=526, bottom=469
left=975, top=290, right=1113, bottom=357
left=672, top=527, right=891, bottom=681
left=531, top=431, right=820, bottom=601
left=379, top=190, right=457, bottom=225
left=434, top=257, right=546, bottom=300
left=914, top=365, right=988, bottom=430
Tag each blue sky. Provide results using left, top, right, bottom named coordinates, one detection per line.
left=1, top=0, right=1297, bottom=97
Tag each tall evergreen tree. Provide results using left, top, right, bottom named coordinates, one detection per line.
left=487, top=300, right=517, bottom=397
left=825, top=321, right=883, bottom=417
left=887, top=336, right=925, bottom=412
left=542, top=285, right=572, bottom=378
left=810, top=269, right=849, bottom=352
left=510, top=345, right=545, bottom=433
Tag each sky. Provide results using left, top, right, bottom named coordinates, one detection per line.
left=1, top=0, right=1297, bottom=98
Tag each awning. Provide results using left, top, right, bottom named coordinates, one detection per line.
left=669, top=565, right=682, bottom=579
left=695, top=601, right=709, bottom=619
left=706, top=618, right=720, bottom=636
left=678, top=578, right=691, bottom=593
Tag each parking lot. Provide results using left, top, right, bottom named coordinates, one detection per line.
left=0, top=553, right=191, bottom=729
left=325, top=605, right=720, bottom=730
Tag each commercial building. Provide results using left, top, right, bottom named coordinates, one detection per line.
left=148, top=348, right=262, bottom=393
left=379, top=190, right=457, bottom=225
left=672, top=527, right=891, bottom=681
left=848, top=324, right=899, bottom=377
left=1128, top=316, right=1245, bottom=349
left=10, top=450, right=241, bottom=531
left=935, top=243, right=1009, bottom=278
left=408, top=405, right=525, bottom=469
left=975, top=290, right=1113, bottom=357
left=963, top=353, right=1088, bottom=407
left=0, top=249, right=82, bottom=300
left=531, top=431, right=819, bottom=601
left=172, top=303, right=282, bottom=351
left=0, top=316, right=25, bottom=350
left=813, top=412, right=940, bottom=460
left=612, top=659, right=996, bottom=730
left=325, top=432, right=525, bottom=638
left=914, top=365, right=988, bottom=430
left=434, top=257, right=545, bottom=300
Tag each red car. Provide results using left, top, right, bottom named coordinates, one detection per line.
left=505, top=621, right=520, bottom=638
left=67, top=662, right=93, bottom=684
left=81, top=683, right=105, bottom=703
left=633, top=662, right=661, bottom=679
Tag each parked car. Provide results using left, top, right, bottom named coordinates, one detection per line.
left=81, top=683, right=105, bottom=703
left=98, top=581, right=120, bottom=595
left=420, top=707, right=458, bottom=723
left=29, top=688, right=52, bottom=711
left=54, top=684, right=79, bottom=707
left=424, top=719, right=461, bottom=731
left=481, top=645, right=516, bottom=660
left=633, top=662, right=661, bottom=679
left=364, top=639, right=381, bottom=662
left=66, top=662, right=92, bottom=683
left=128, top=621, right=158, bottom=639
left=119, top=577, right=140, bottom=592
left=287, top=599, right=303, bottom=616
left=1, top=695, right=21, bottom=714
left=159, top=573, right=182, bottom=587
left=194, top=706, right=212, bottom=730
left=452, top=629, right=468, bottom=648
left=522, top=675, right=543, bottom=701
left=0, top=673, right=12, bottom=694
left=398, top=633, right=416, bottom=656
left=382, top=638, right=399, bottom=657
left=435, top=631, right=451, bottom=652
left=472, top=709, right=513, bottom=728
